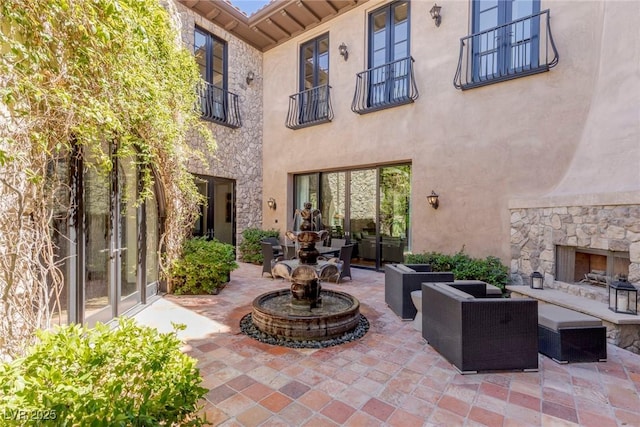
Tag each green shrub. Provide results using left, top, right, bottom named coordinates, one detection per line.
left=405, top=250, right=509, bottom=291
left=0, top=318, right=208, bottom=426
left=238, top=228, right=280, bottom=264
left=170, top=237, right=238, bottom=295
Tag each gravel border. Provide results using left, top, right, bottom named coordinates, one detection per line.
left=239, top=313, right=369, bottom=349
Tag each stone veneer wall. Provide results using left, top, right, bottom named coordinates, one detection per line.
left=510, top=204, right=640, bottom=286
left=172, top=2, right=264, bottom=244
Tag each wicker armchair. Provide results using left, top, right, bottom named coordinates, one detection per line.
left=384, top=264, right=454, bottom=319
left=421, top=282, right=538, bottom=374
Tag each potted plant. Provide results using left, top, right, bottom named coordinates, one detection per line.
left=170, top=237, right=238, bottom=295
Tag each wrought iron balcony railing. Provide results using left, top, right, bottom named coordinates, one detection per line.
left=454, top=9, right=558, bottom=90
left=198, top=81, right=241, bottom=128
left=285, top=85, right=334, bottom=130
left=351, top=56, right=418, bottom=115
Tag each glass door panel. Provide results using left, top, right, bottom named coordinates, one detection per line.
left=84, top=165, right=112, bottom=325
left=349, top=169, right=378, bottom=268
left=117, top=157, right=139, bottom=314
left=379, top=165, right=411, bottom=265
left=213, top=180, right=234, bottom=245
left=321, top=172, right=346, bottom=241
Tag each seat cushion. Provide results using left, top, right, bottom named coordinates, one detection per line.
left=538, top=305, right=602, bottom=331
left=432, top=283, right=475, bottom=300
left=395, top=264, right=415, bottom=273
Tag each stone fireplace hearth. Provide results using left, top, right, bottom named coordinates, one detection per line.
left=510, top=203, right=640, bottom=288
left=509, top=199, right=640, bottom=354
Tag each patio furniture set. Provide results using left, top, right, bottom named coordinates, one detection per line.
left=261, top=238, right=353, bottom=283
left=385, top=263, right=608, bottom=374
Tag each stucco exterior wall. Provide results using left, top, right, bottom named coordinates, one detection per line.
left=261, top=0, right=640, bottom=263
left=173, top=2, right=264, bottom=242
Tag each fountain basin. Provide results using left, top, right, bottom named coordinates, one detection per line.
left=252, top=289, right=360, bottom=340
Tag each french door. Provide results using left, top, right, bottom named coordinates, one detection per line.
left=368, top=1, right=410, bottom=106
left=84, top=150, right=140, bottom=326
left=472, top=0, right=540, bottom=80
left=299, top=33, right=330, bottom=123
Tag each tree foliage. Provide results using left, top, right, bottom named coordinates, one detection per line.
left=0, top=0, right=213, bottom=358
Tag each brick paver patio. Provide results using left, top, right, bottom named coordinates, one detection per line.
left=134, top=262, right=640, bottom=426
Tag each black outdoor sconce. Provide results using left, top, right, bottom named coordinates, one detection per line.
left=430, top=3, right=442, bottom=27
left=530, top=271, right=544, bottom=289
left=246, top=71, right=255, bottom=85
left=267, top=197, right=277, bottom=210
left=608, top=276, right=638, bottom=315
left=427, top=191, right=439, bottom=209
left=338, top=43, right=348, bottom=61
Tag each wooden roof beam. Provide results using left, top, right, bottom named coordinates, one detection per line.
left=280, top=10, right=305, bottom=30
left=205, top=8, right=221, bottom=20
left=325, top=1, right=339, bottom=14
left=225, top=20, right=238, bottom=31
left=266, top=18, right=291, bottom=38
left=296, top=0, right=321, bottom=23
left=251, top=26, right=278, bottom=45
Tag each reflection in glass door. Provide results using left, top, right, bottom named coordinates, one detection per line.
left=84, top=154, right=140, bottom=326
left=295, top=164, right=411, bottom=271
left=349, top=169, right=378, bottom=268
left=84, top=165, right=112, bottom=324
left=321, top=172, right=346, bottom=240
left=117, top=157, right=140, bottom=315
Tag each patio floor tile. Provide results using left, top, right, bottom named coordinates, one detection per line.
left=133, top=262, right=640, bottom=426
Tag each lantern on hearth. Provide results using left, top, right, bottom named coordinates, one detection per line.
left=608, top=276, right=638, bottom=315
left=530, top=271, right=544, bottom=290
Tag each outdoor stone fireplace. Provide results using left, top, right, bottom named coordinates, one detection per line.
left=510, top=204, right=640, bottom=287
left=509, top=201, right=640, bottom=354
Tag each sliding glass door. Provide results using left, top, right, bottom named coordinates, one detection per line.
left=294, top=164, right=411, bottom=270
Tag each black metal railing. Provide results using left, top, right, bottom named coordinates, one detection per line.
left=285, top=85, right=334, bottom=130
left=198, top=81, right=241, bottom=128
left=351, top=56, right=418, bottom=115
left=454, top=9, right=558, bottom=90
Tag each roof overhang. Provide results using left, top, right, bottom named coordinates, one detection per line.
left=179, top=0, right=369, bottom=51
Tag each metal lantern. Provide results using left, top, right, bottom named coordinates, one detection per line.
left=530, top=271, right=544, bottom=289
left=608, top=276, right=638, bottom=315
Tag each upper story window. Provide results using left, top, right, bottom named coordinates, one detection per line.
left=351, top=1, right=418, bottom=114
left=454, top=0, right=559, bottom=90
left=194, top=27, right=241, bottom=128
left=195, top=27, right=226, bottom=89
left=286, top=33, right=333, bottom=130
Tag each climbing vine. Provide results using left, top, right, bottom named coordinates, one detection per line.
left=0, top=0, right=213, bottom=358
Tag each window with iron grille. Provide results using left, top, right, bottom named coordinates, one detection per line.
left=473, top=0, right=540, bottom=80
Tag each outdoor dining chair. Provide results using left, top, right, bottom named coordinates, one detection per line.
left=261, top=241, right=283, bottom=278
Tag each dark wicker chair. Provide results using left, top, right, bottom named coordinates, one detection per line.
left=421, top=282, right=539, bottom=374
left=261, top=237, right=283, bottom=257
left=261, top=242, right=283, bottom=278
left=384, top=264, right=454, bottom=319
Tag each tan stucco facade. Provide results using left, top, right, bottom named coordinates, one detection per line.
left=260, top=0, right=640, bottom=265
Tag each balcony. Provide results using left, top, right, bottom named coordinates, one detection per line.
left=285, top=85, right=333, bottom=130
left=454, top=10, right=558, bottom=90
left=198, top=81, right=241, bottom=128
left=351, top=57, right=418, bottom=115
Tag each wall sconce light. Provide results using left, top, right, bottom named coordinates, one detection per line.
left=430, top=3, right=442, bottom=27
left=267, top=197, right=276, bottom=210
left=427, top=191, right=439, bottom=209
left=338, top=42, right=349, bottom=61
left=246, top=71, right=255, bottom=85
left=530, top=271, right=544, bottom=290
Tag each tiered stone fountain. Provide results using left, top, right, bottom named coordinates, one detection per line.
left=248, top=202, right=364, bottom=343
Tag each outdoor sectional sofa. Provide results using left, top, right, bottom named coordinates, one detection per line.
left=384, top=264, right=454, bottom=319
left=421, top=282, right=539, bottom=374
